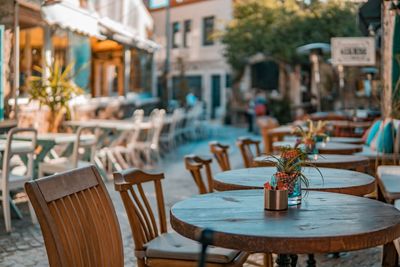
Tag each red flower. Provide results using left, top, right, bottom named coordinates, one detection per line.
left=264, top=182, right=272, bottom=190
left=281, top=149, right=299, bottom=159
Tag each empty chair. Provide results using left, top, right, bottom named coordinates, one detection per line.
left=134, top=109, right=166, bottom=167
left=160, top=108, right=183, bottom=151
left=25, top=166, right=123, bottom=267
left=236, top=137, right=262, bottom=168
left=184, top=155, right=214, bottom=194
left=110, top=109, right=145, bottom=170
left=38, top=126, right=99, bottom=177
left=209, top=142, right=231, bottom=171
left=113, top=168, right=249, bottom=267
left=1, top=127, right=37, bottom=232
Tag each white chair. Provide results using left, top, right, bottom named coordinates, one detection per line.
left=38, top=126, right=99, bottom=177
left=134, top=109, right=166, bottom=167
left=109, top=109, right=145, bottom=170
left=1, top=127, right=37, bottom=232
left=160, top=108, right=183, bottom=151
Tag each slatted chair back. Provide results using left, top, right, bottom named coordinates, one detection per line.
left=113, top=168, right=167, bottom=264
left=184, top=155, right=214, bottom=194
left=236, top=137, right=262, bottom=168
left=71, top=126, right=100, bottom=167
left=209, top=142, right=231, bottom=171
left=127, top=109, right=145, bottom=145
left=3, top=127, right=37, bottom=183
left=24, top=166, right=124, bottom=267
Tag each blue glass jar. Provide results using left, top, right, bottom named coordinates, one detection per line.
left=288, top=176, right=302, bottom=205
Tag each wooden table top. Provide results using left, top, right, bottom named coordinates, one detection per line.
left=328, top=137, right=364, bottom=144
left=213, top=167, right=375, bottom=196
left=9, top=133, right=96, bottom=145
left=273, top=141, right=363, bottom=155
left=170, top=190, right=400, bottom=254
left=285, top=136, right=364, bottom=145
left=377, top=166, right=400, bottom=203
left=0, top=140, right=34, bottom=152
left=64, top=117, right=173, bottom=131
left=253, top=154, right=370, bottom=170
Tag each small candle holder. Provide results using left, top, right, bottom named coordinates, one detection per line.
left=264, top=188, right=288, bottom=211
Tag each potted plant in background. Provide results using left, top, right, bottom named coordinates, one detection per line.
left=265, top=147, right=323, bottom=205
left=294, top=120, right=327, bottom=154
left=28, top=60, right=84, bottom=133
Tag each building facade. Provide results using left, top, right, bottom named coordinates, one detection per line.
left=149, top=0, right=233, bottom=118
left=0, top=0, right=158, bottom=119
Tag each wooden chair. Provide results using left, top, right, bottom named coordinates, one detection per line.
left=1, top=127, right=37, bottom=232
left=184, top=155, right=214, bottom=194
left=38, top=126, right=100, bottom=177
left=25, top=166, right=124, bottom=267
left=113, top=168, right=249, bottom=267
left=236, top=137, right=262, bottom=168
left=209, top=142, right=231, bottom=171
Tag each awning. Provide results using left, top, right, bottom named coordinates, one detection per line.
left=41, top=2, right=105, bottom=39
left=99, top=17, right=160, bottom=53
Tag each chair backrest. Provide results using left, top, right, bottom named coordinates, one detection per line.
left=113, top=168, right=167, bottom=255
left=132, top=109, right=144, bottom=122
left=127, top=109, right=145, bottom=146
left=71, top=126, right=100, bottom=167
left=2, top=127, right=37, bottom=189
left=25, top=166, right=123, bottom=267
left=209, top=142, right=231, bottom=171
left=236, top=137, right=262, bottom=168
left=150, top=109, right=166, bottom=146
left=184, top=155, right=214, bottom=194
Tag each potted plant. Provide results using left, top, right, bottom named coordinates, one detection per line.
left=294, top=120, right=327, bottom=154
left=264, top=180, right=288, bottom=211
left=265, top=147, right=323, bottom=205
left=28, top=60, right=84, bottom=133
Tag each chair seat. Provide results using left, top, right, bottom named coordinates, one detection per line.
left=40, top=158, right=92, bottom=175
left=5, top=173, right=31, bottom=191
left=144, top=232, right=240, bottom=264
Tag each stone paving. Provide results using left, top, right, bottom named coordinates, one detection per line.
left=0, top=125, right=383, bottom=266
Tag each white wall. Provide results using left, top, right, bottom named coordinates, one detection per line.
left=151, top=0, right=232, bottom=117
left=94, top=0, right=153, bottom=40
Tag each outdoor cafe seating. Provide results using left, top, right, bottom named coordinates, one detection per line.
left=0, top=105, right=400, bottom=267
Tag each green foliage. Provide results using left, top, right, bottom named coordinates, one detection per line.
left=28, top=60, right=84, bottom=119
left=221, top=0, right=360, bottom=72
left=263, top=146, right=324, bottom=189
left=268, top=98, right=292, bottom=124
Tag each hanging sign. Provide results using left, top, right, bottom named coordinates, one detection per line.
left=331, top=37, right=375, bottom=66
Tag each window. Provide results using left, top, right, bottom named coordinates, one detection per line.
left=225, top=73, right=232, bottom=88
left=172, top=22, right=181, bottom=48
left=202, top=16, right=215, bottom=46
left=183, top=20, right=192, bottom=48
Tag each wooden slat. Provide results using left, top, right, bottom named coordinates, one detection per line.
left=25, top=166, right=123, bottom=267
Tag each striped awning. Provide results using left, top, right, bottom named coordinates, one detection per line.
left=99, top=17, right=160, bottom=52
left=41, top=2, right=105, bottom=39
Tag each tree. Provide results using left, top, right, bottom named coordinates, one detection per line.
left=220, top=0, right=360, bottom=98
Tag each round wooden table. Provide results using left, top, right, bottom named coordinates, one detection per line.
left=171, top=190, right=400, bottom=266
left=273, top=141, right=363, bottom=155
left=328, top=137, right=364, bottom=145
left=253, top=154, right=370, bottom=172
left=213, top=167, right=375, bottom=196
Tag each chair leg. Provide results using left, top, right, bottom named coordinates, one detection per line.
left=28, top=201, right=38, bottom=224
left=38, top=166, right=44, bottom=179
left=3, top=194, right=11, bottom=232
left=264, top=253, right=273, bottom=267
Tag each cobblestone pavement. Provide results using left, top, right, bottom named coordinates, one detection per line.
left=0, top=126, right=382, bottom=266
